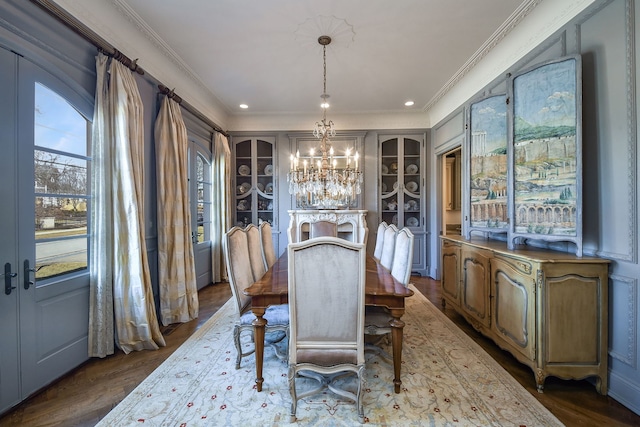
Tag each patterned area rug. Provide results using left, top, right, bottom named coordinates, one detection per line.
left=97, top=286, right=564, bottom=426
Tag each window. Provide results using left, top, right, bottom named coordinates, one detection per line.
left=34, top=83, right=91, bottom=279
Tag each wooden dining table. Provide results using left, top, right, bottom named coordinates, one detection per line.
left=243, top=252, right=414, bottom=393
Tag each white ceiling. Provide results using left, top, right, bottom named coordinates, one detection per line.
left=109, top=0, right=529, bottom=122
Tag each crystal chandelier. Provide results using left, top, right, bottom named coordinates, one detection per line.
left=287, top=35, right=362, bottom=209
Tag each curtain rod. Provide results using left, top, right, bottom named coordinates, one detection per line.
left=31, top=0, right=229, bottom=137
left=159, top=85, right=229, bottom=137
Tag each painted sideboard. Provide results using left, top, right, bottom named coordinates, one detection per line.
left=440, top=235, right=609, bottom=394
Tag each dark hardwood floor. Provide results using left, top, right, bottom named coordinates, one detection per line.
left=1, top=276, right=638, bottom=426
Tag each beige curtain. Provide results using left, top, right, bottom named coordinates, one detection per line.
left=154, top=96, right=199, bottom=325
left=212, top=132, right=232, bottom=282
left=88, top=53, right=114, bottom=358
left=88, top=53, right=166, bottom=356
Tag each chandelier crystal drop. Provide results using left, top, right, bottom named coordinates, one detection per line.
left=287, top=35, right=362, bottom=209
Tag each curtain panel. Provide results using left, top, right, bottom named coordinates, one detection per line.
left=212, top=132, right=232, bottom=282
left=154, top=96, right=199, bottom=325
left=88, top=53, right=166, bottom=356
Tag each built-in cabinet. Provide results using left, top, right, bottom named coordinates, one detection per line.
left=379, top=134, right=427, bottom=275
left=232, top=137, right=276, bottom=227
left=232, top=136, right=278, bottom=253
left=440, top=235, right=609, bottom=394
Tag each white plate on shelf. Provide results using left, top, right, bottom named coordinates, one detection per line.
left=408, top=200, right=418, bottom=210
left=238, top=165, right=250, bottom=175
left=265, top=183, right=273, bottom=194
left=406, top=181, right=418, bottom=192
left=406, top=164, right=418, bottom=174
left=257, top=183, right=264, bottom=192
left=392, top=214, right=398, bottom=226
left=381, top=164, right=389, bottom=174
left=393, top=181, right=399, bottom=190
left=240, top=182, right=251, bottom=194
left=264, top=164, right=273, bottom=175
left=237, top=200, right=248, bottom=211
left=381, top=182, right=387, bottom=193
left=407, top=217, right=419, bottom=227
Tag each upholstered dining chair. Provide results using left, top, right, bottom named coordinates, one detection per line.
left=245, top=224, right=266, bottom=281
left=373, top=221, right=389, bottom=261
left=365, top=227, right=414, bottom=360
left=287, top=237, right=366, bottom=424
left=223, top=226, right=288, bottom=369
left=379, top=224, right=398, bottom=270
left=309, top=220, right=338, bottom=239
left=390, top=227, right=415, bottom=285
left=259, top=221, right=277, bottom=269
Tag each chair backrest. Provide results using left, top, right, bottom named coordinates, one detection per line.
left=391, top=228, right=415, bottom=285
left=379, top=224, right=398, bottom=270
left=245, top=224, right=267, bottom=281
left=309, top=220, right=338, bottom=239
left=288, top=237, right=366, bottom=366
left=373, top=221, right=389, bottom=260
left=259, top=221, right=277, bottom=269
left=223, top=226, right=254, bottom=315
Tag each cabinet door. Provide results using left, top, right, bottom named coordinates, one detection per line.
left=491, top=255, right=536, bottom=361
left=233, top=137, right=275, bottom=228
left=441, top=240, right=460, bottom=307
left=461, top=246, right=491, bottom=328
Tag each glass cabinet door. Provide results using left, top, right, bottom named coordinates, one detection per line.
left=380, top=136, right=422, bottom=229
left=233, top=137, right=275, bottom=227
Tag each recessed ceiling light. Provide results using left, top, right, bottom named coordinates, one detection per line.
left=404, top=100, right=415, bottom=107
left=239, top=104, right=248, bottom=109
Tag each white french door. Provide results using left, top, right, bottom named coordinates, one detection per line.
left=0, top=48, right=91, bottom=413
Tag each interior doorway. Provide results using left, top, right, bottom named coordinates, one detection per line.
left=442, top=147, right=462, bottom=236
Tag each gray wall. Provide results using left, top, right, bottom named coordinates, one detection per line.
left=430, top=0, right=640, bottom=414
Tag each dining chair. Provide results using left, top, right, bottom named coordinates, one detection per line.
left=379, top=224, right=398, bottom=270
left=259, top=221, right=277, bottom=269
left=287, top=237, right=366, bottom=424
left=223, top=226, right=288, bottom=369
left=245, top=224, right=266, bottom=281
left=309, top=220, right=338, bottom=239
left=365, top=227, right=413, bottom=360
left=391, top=227, right=415, bottom=285
left=373, top=221, right=389, bottom=261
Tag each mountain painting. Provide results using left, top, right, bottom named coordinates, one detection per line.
left=512, top=57, right=579, bottom=237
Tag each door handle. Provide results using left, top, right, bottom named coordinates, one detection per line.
left=4, top=262, right=17, bottom=295
left=24, top=259, right=36, bottom=290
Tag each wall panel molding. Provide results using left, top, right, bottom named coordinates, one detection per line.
left=609, top=274, right=637, bottom=368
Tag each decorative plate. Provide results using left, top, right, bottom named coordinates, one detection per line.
left=407, top=216, right=419, bottom=227
left=406, top=181, right=418, bottom=192
left=240, top=182, right=251, bottom=193
left=257, top=183, right=264, bottom=193
left=237, top=200, right=248, bottom=211
left=406, top=164, right=418, bottom=174
left=381, top=182, right=387, bottom=193
left=238, top=165, right=250, bottom=176
left=236, top=185, right=245, bottom=195
left=408, top=200, right=418, bottom=210
left=264, top=164, right=273, bottom=175
left=393, top=181, right=399, bottom=190
left=381, top=164, right=389, bottom=174
left=392, top=214, right=398, bottom=226
left=265, top=183, right=273, bottom=194
left=390, top=162, right=398, bottom=173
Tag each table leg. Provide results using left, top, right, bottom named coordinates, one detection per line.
left=390, top=310, right=405, bottom=394
left=252, top=309, right=267, bottom=392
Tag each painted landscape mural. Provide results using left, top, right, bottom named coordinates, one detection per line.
left=512, top=57, right=578, bottom=236
left=470, top=95, right=508, bottom=230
